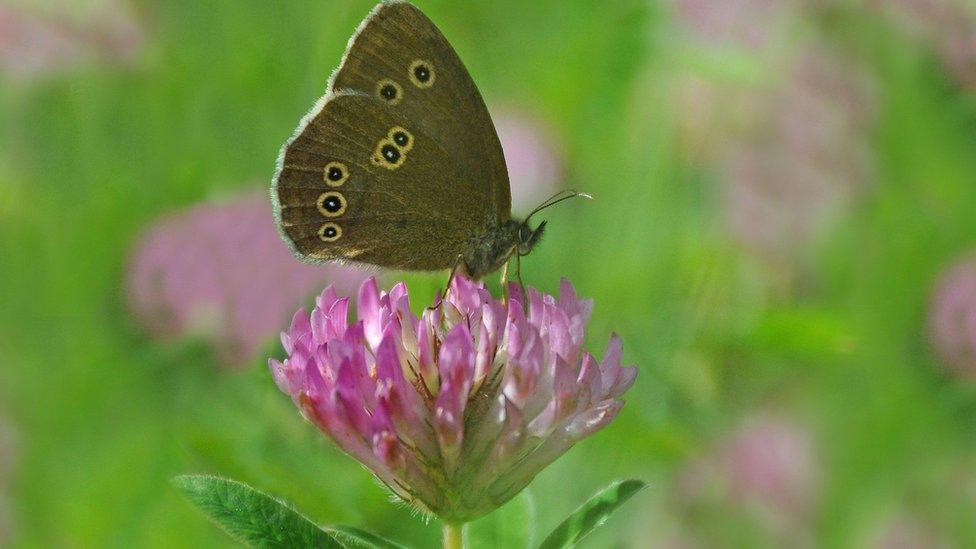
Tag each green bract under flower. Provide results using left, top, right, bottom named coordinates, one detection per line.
left=270, top=276, right=636, bottom=522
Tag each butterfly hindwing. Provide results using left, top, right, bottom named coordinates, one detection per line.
left=273, top=91, right=492, bottom=270
left=330, top=1, right=512, bottom=219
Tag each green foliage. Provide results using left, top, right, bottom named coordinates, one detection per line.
left=326, top=526, right=409, bottom=549
left=172, top=475, right=643, bottom=549
left=537, top=480, right=646, bottom=549
left=467, top=491, right=536, bottom=548
left=173, top=475, right=342, bottom=548
left=174, top=475, right=410, bottom=548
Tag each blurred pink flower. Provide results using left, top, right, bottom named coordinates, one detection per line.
left=670, top=0, right=789, bottom=51
left=0, top=0, right=144, bottom=80
left=668, top=0, right=878, bottom=265
left=675, top=415, right=820, bottom=537
left=868, top=0, right=976, bottom=90
left=720, top=47, right=877, bottom=260
left=928, top=256, right=976, bottom=379
left=493, top=109, right=564, bottom=216
left=270, top=276, right=636, bottom=522
left=720, top=416, right=819, bottom=518
left=666, top=0, right=791, bottom=161
left=669, top=45, right=876, bottom=263
left=126, top=190, right=368, bottom=368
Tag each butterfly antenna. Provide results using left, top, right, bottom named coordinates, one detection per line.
left=525, top=189, right=594, bottom=223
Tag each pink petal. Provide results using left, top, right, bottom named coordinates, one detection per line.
left=326, top=297, right=350, bottom=339
left=437, top=324, right=475, bottom=403
left=375, top=327, right=407, bottom=393
left=474, top=322, right=492, bottom=384
left=279, top=330, right=293, bottom=355
left=546, top=304, right=578, bottom=365
left=287, top=308, right=312, bottom=351
left=434, top=405, right=463, bottom=459
left=558, top=277, right=594, bottom=327
left=576, top=353, right=602, bottom=407
left=315, top=285, right=339, bottom=312
left=566, top=399, right=623, bottom=440
left=268, top=358, right=291, bottom=394
left=334, top=359, right=371, bottom=438
left=417, top=313, right=438, bottom=392
left=310, top=307, right=329, bottom=346
left=434, top=325, right=476, bottom=454
left=357, top=277, right=384, bottom=349
left=388, top=281, right=408, bottom=307
left=504, top=324, right=542, bottom=408
left=527, top=355, right=578, bottom=437
left=507, top=282, right=525, bottom=308
left=600, top=334, right=637, bottom=398
left=370, top=395, right=403, bottom=470
left=449, top=275, right=483, bottom=316
left=527, top=288, right=546, bottom=328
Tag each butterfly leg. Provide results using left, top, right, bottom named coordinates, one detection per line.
left=514, top=252, right=526, bottom=299
left=428, top=253, right=464, bottom=311
left=500, top=260, right=510, bottom=304
left=515, top=253, right=525, bottom=294
left=502, top=253, right=527, bottom=309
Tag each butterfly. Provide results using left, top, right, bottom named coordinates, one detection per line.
left=272, top=0, right=582, bottom=281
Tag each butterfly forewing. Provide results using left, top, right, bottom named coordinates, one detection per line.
left=330, top=1, right=511, bottom=218
left=274, top=92, right=488, bottom=270
left=273, top=1, right=513, bottom=271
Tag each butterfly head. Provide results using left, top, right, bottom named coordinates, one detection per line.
left=463, top=191, right=591, bottom=278
left=517, top=220, right=546, bottom=256
left=462, top=218, right=543, bottom=279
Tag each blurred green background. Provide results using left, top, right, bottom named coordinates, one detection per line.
left=3, top=0, right=976, bottom=546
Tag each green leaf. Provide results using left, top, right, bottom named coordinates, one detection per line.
left=326, top=525, right=409, bottom=549
left=467, top=490, right=536, bottom=549
left=172, top=474, right=342, bottom=548
left=537, top=480, right=646, bottom=549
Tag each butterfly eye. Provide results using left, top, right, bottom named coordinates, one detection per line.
left=323, top=161, right=349, bottom=186
left=408, top=60, right=435, bottom=88
left=318, top=222, right=342, bottom=242
left=376, top=79, right=403, bottom=105
left=317, top=191, right=347, bottom=217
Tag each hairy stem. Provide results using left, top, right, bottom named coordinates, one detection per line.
left=442, top=522, right=464, bottom=549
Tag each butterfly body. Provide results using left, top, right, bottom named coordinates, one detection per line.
left=272, top=1, right=547, bottom=279
left=463, top=218, right=546, bottom=279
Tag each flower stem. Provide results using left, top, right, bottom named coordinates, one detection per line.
left=442, top=522, right=464, bottom=549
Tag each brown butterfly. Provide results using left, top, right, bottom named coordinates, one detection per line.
left=272, top=1, right=582, bottom=281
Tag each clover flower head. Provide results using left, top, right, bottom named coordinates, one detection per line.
left=270, top=276, right=636, bottom=522
left=127, top=190, right=365, bottom=367
left=929, top=256, right=976, bottom=379
left=674, top=414, right=819, bottom=543
left=0, top=0, right=144, bottom=80
left=720, top=416, right=819, bottom=516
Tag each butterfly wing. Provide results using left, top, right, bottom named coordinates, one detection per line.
left=331, top=0, right=511, bottom=219
left=273, top=91, right=488, bottom=270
